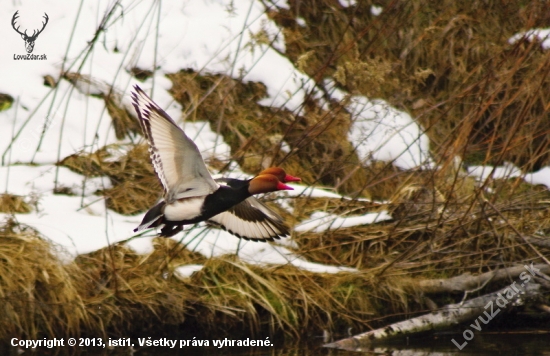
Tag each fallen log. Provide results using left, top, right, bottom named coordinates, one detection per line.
left=324, top=282, right=542, bottom=351
left=418, top=263, right=550, bottom=294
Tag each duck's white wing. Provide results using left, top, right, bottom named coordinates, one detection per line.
left=207, top=196, right=290, bottom=241
left=132, top=85, right=218, bottom=202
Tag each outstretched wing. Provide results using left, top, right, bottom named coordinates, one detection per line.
left=132, top=85, right=218, bottom=202
left=207, top=196, right=290, bottom=241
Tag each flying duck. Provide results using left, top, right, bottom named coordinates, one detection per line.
left=131, top=85, right=300, bottom=241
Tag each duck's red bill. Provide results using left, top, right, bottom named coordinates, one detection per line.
left=284, top=174, right=301, bottom=182
left=277, top=182, right=294, bottom=190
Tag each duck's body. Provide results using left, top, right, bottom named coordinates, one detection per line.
left=131, top=85, right=300, bottom=241
left=136, top=175, right=291, bottom=239
left=136, top=182, right=251, bottom=238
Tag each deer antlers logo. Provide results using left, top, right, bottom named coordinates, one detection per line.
left=11, top=11, right=49, bottom=54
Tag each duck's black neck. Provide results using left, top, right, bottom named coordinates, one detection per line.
left=200, top=179, right=251, bottom=220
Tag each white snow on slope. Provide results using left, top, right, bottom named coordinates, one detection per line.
left=325, top=81, right=433, bottom=170
left=295, top=211, right=391, bottom=233
left=347, top=96, right=433, bottom=170
left=468, top=162, right=550, bottom=191
left=169, top=224, right=356, bottom=273
left=174, top=264, right=204, bottom=280
left=467, top=162, right=522, bottom=181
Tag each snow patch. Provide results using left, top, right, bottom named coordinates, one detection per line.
left=295, top=211, right=392, bottom=233
left=348, top=97, right=433, bottom=170
left=371, top=5, right=383, bottom=16
left=174, top=264, right=204, bottom=279
left=509, top=28, right=550, bottom=50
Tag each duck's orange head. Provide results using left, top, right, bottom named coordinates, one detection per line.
left=248, top=174, right=294, bottom=195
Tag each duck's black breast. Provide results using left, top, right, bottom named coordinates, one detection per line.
left=199, top=180, right=251, bottom=221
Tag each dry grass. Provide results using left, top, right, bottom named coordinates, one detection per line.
left=269, top=0, right=550, bottom=170
left=0, top=219, right=90, bottom=339
left=103, top=93, right=141, bottom=140
left=59, top=144, right=161, bottom=215
left=255, top=0, right=550, bottom=278
left=0, top=194, right=33, bottom=214
left=0, top=220, right=413, bottom=339
left=74, top=242, right=416, bottom=338
left=187, top=256, right=405, bottom=337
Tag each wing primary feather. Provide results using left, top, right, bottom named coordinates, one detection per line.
left=207, top=196, right=289, bottom=241
left=131, top=85, right=219, bottom=201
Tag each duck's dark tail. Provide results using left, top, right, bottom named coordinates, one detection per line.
left=134, top=201, right=166, bottom=232
left=159, top=224, right=184, bottom=237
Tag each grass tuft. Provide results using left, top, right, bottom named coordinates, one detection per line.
left=0, top=194, right=33, bottom=214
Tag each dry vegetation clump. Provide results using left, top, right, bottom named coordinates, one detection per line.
left=75, top=237, right=414, bottom=338
left=0, top=224, right=202, bottom=339
left=129, top=67, right=154, bottom=82
left=97, top=145, right=161, bottom=215
left=73, top=239, right=198, bottom=334
left=0, top=220, right=414, bottom=339
left=0, top=194, right=33, bottom=214
left=187, top=257, right=411, bottom=337
left=0, top=219, right=90, bottom=339
left=103, top=92, right=142, bottom=140
left=59, top=144, right=161, bottom=215
left=288, top=171, right=550, bottom=275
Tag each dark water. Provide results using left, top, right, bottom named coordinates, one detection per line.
left=129, top=333, right=550, bottom=356
left=5, top=332, right=550, bottom=355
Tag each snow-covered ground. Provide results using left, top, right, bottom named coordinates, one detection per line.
left=1, top=0, right=441, bottom=273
